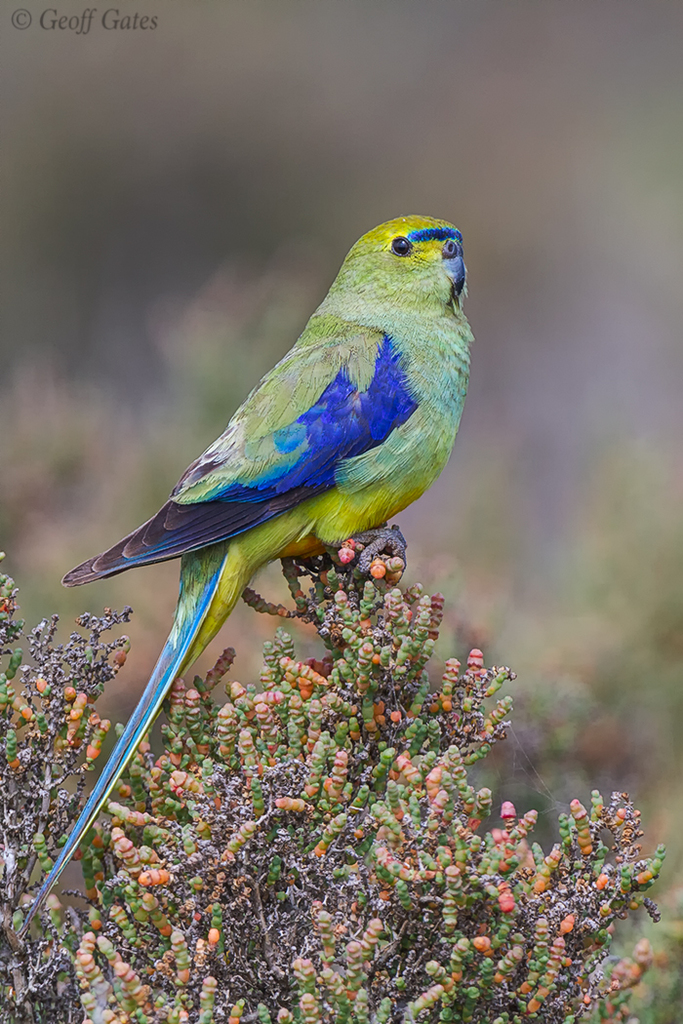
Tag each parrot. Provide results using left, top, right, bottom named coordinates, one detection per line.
left=19, top=214, right=472, bottom=936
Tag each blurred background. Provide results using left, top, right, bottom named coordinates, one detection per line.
left=2, top=0, right=683, bottom=982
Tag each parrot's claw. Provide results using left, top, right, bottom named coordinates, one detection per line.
left=335, top=524, right=408, bottom=579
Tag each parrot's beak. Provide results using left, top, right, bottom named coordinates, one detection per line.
left=444, top=255, right=466, bottom=299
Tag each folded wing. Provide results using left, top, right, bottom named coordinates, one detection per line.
left=63, top=332, right=418, bottom=586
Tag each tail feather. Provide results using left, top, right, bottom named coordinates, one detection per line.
left=19, top=547, right=228, bottom=938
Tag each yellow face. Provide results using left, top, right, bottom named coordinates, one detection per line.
left=341, top=215, right=466, bottom=310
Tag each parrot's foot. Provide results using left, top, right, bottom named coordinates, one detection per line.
left=333, top=524, right=408, bottom=582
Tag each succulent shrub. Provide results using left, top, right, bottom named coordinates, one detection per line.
left=0, top=552, right=665, bottom=1023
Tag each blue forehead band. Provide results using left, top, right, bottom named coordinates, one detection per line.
left=406, top=227, right=462, bottom=244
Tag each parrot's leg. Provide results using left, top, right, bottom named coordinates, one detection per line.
left=347, top=524, right=408, bottom=574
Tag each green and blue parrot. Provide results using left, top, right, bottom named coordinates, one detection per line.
left=20, top=215, right=472, bottom=934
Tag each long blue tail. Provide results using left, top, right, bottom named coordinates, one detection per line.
left=18, top=548, right=227, bottom=938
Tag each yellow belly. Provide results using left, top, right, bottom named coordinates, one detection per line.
left=276, top=478, right=426, bottom=558
left=185, top=477, right=429, bottom=661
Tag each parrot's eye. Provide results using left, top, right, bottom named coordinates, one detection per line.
left=391, top=236, right=413, bottom=257
left=442, top=238, right=459, bottom=258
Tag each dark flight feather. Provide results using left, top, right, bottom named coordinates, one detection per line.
left=62, top=486, right=324, bottom=585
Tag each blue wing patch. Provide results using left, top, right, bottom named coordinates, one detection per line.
left=63, top=336, right=418, bottom=584
left=218, top=335, right=417, bottom=500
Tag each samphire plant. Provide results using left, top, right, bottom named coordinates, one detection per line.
left=0, top=550, right=665, bottom=1024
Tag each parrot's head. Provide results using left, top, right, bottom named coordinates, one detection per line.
left=329, top=215, right=467, bottom=318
